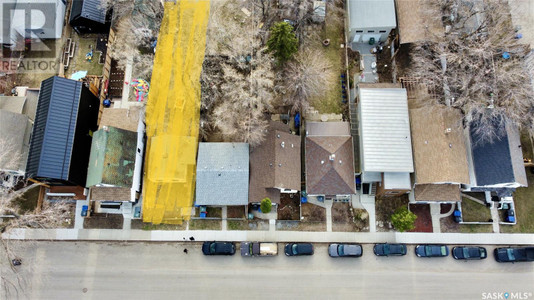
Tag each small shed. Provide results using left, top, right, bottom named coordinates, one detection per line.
left=346, top=0, right=396, bottom=44
left=25, top=76, right=100, bottom=186
left=69, top=0, right=109, bottom=34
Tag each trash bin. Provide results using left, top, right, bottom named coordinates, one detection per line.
left=369, top=37, right=376, bottom=45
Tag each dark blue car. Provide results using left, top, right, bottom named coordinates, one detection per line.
left=202, top=241, right=236, bottom=256
left=284, top=243, right=314, bottom=256
left=374, top=243, right=407, bottom=256
left=415, top=245, right=449, bottom=257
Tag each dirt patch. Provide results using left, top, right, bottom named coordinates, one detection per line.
left=409, top=204, right=432, bottom=232
left=131, top=220, right=187, bottom=230
left=441, top=204, right=453, bottom=214
left=301, top=203, right=326, bottom=222
left=227, top=220, right=269, bottom=231
left=331, top=202, right=369, bottom=232
left=278, top=193, right=301, bottom=220
left=376, top=45, right=393, bottom=83
left=83, top=213, right=123, bottom=229
left=375, top=194, right=409, bottom=231
left=393, top=44, right=413, bottom=78
left=227, top=206, right=246, bottom=219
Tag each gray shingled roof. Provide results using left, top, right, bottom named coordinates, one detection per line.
left=195, top=143, right=249, bottom=206
left=71, top=0, right=107, bottom=24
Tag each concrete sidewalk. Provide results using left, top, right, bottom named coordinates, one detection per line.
left=4, top=228, right=534, bottom=245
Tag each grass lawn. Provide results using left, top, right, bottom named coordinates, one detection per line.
left=520, top=130, right=533, bottom=162
left=460, top=224, right=494, bottom=233
left=189, top=219, right=221, bottom=230
left=227, top=220, right=269, bottom=231
left=66, top=34, right=104, bottom=77
left=501, top=171, right=534, bottom=233
left=309, top=2, right=344, bottom=114
left=131, top=220, right=187, bottom=231
left=15, top=185, right=40, bottom=213
left=460, top=198, right=491, bottom=222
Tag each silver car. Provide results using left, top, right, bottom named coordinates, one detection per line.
left=328, top=244, right=363, bottom=257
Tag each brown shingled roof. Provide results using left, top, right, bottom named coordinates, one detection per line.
left=305, top=136, right=356, bottom=195
left=410, top=106, right=470, bottom=185
left=414, top=184, right=461, bottom=202
left=99, top=107, right=141, bottom=132
left=249, top=121, right=301, bottom=203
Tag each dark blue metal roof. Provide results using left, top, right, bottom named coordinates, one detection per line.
left=71, top=0, right=106, bottom=24
left=26, top=77, right=82, bottom=182
left=470, top=122, right=515, bottom=186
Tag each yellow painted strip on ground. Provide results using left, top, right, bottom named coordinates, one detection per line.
left=143, top=1, right=210, bottom=224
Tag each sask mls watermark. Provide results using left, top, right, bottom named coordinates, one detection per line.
left=482, top=292, right=533, bottom=300
left=1, top=0, right=66, bottom=72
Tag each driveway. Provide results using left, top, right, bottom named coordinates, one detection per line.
left=5, top=242, right=533, bottom=299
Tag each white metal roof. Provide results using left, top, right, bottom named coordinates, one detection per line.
left=347, top=0, right=396, bottom=29
left=359, top=88, right=414, bottom=173
left=383, top=172, right=411, bottom=190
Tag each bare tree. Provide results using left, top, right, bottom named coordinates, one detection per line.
left=410, top=0, right=534, bottom=144
left=279, top=48, right=335, bottom=113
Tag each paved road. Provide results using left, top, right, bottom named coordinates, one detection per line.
left=4, top=242, right=534, bottom=300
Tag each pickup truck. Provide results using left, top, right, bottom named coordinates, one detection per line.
left=240, top=242, right=278, bottom=257
left=494, top=247, right=534, bottom=262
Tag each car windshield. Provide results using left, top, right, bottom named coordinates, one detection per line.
left=338, top=245, right=344, bottom=256
left=441, top=246, right=446, bottom=256
left=462, top=248, right=470, bottom=258
left=480, top=249, right=487, bottom=258
left=507, top=249, right=515, bottom=261
left=425, top=246, right=432, bottom=255
left=292, top=244, right=299, bottom=255
left=384, top=244, right=390, bottom=254
left=210, top=243, right=216, bottom=254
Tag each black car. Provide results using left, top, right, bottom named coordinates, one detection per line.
left=284, top=243, right=314, bottom=256
left=415, top=244, right=449, bottom=257
left=452, top=246, right=487, bottom=260
left=494, top=247, right=534, bottom=263
left=373, top=243, right=407, bottom=256
left=202, top=241, right=236, bottom=256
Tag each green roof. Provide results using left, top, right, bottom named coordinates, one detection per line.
left=86, top=126, right=137, bottom=187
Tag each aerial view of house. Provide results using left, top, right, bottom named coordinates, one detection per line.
left=0, top=0, right=533, bottom=298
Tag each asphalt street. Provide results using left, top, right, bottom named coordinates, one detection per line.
left=3, top=241, right=534, bottom=300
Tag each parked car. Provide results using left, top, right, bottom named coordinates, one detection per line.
left=202, top=241, right=236, bottom=256
left=494, top=247, right=534, bottom=263
left=452, top=246, right=487, bottom=260
left=240, top=242, right=278, bottom=257
left=328, top=244, right=363, bottom=257
left=415, top=244, right=449, bottom=257
left=284, top=243, right=314, bottom=256
left=373, top=243, right=407, bottom=256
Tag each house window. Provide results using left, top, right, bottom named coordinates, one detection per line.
left=356, top=30, right=363, bottom=33
left=367, top=30, right=375, bottom=33
left=379, top=30, right=386, bottom=33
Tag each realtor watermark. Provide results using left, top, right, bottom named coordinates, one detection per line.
left=482, top=292, right=533, bottom=300
left=1, top=58, right=58, bottom=74
left=1, top=1, right=60, bottom=56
